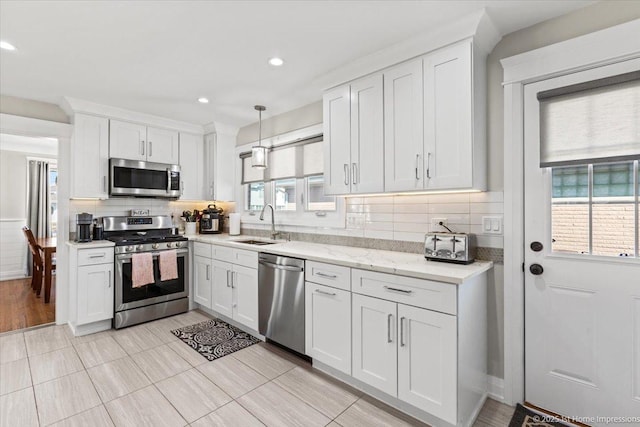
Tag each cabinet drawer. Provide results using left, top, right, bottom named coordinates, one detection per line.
left=305, top=261, right=350, bottom=291
left=351, top=269, right=456, bottom=315
left=213, top=246, right=258, bottom=269
left=194, top=242, right=212, bottom=258
left=78, top=248, right=114, bottom=266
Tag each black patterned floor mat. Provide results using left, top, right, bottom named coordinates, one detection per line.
left=171, top=318, right=260, bottom=361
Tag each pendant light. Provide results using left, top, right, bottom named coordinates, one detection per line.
left=252, top=105, right=267, bottom=169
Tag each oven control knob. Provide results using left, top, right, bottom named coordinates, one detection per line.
left=125, top=246, right=134, bottom=252
left=137, top=245, right=144, bottom=251
left=175, top=242, right=181, bottom=248
left=152, top=243, right=160, bottom=249
left=166, top=243, right=172, bottom=248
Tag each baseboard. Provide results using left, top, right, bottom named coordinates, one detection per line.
left=487, top=375, right=506, bottom=403
left=0, top=270, right=27, bottom=281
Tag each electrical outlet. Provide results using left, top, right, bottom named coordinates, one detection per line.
left=431, top=217, right=448, bottom=231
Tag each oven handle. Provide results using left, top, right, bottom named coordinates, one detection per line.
left=116, top=249, right=189, bottom=260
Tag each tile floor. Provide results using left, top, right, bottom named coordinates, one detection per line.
left=0, top=310, right=515, bottom=427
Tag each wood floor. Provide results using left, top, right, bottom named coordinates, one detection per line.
left=0, top=277, right=55, bottom=333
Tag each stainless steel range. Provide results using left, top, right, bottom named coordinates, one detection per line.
left=103, top=215, right=189, bottom=329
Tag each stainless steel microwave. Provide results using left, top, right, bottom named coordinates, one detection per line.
left=109, top=158, right=181, bottom=198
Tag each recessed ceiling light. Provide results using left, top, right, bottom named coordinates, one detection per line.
left=268, top=57, right=284, bottom=67
left=0, top=41, right=16, bottom=51
left=197, top=97, right=209, bottom=104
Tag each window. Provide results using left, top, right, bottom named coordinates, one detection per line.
left=306, top=175, right=335, bottom=211
left=551, top=160, right=639, bottom=257
left=274, top=178, right=296, bottom=211
left=245, top=182, right=265, bottom=211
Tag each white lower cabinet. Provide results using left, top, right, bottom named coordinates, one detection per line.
left=77, top=263, right=114, bottom=324
left=210, top=259, right=233, bottom=317
left=193, top=255, right=213, bottom=308
left=231, top=264, right=259, bottom=331
left=305, top=282, right=351, bottom=374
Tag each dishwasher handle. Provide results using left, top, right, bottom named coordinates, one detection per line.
left=259, top=260, right=304, bottom=272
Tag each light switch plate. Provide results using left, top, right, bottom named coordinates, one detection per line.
left=482, top=216, right=503, bottom=235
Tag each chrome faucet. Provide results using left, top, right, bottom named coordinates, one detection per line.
left=259, top=204, right=280, bottom=240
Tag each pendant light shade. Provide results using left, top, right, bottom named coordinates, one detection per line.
left=252, top=105, right=267, bottom=169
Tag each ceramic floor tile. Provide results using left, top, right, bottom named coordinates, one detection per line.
left=68, top=330, right=114, bottom=346
left=190, top=401, right=263, bottom=427
left=273, top=366, right=361, bottom=418
left=165, top=340, right=208, bottom=367
left=0, top=333, right=27, bottom=364
left=335, top=397, right=427, bottom=427
left=130, top=344, right=190, bottom=383
left=232, top=342, right=297, bottom=379
left=49, top=405, right=115, bottom=427
left=105, top=385, right=186, bottom=427
left=34, top=370, right=102, bottom=425
left=87, top=357, right=152, bottom=403
left=74, top=336, right=127, bottom=368
left=24, top=326, right=71, bottom=356
left=144, top=318, right=182, bottom=344
left=155, top=368, right=231, bottom=423
left=29, top=346, right=84, bottom=384
left=0, top=387, right=39, bottom=427
left=112, top=325, right=164, bottom=355
left=0, top=357, right=32, bottom=395
left=238, top=381, right=330, bottom=427
left=197, top=355, right=268, bottom=399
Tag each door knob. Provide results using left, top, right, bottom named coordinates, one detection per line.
left=529, top=264, right=544, bottom=275
left=530, top=241, right=543, bottom=252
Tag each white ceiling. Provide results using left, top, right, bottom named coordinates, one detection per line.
left=0, top=0, right=592, bottom=128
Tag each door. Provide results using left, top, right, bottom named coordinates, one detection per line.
left=352, top=293, right=397, bottom=396
left=147, top=127, right=179, bottom=164
left=305, top=282, right=351, bottom=374
left=77, top=263, right=113, bottom=324
left=179, top=132, right=205, bottom=200
left=424, top=40, right=472, bottom=190
left=232, top=265, right=258, bottom=331
left=72, top=114, right=109, bottom=199
left=398, top=304, right=457, bottom=424
left=193, top=255, right=212, bottom=308
left=384, top=59, right=424, bottom=192
left=109, top=120, right=146, bottom=161
left=524, top=60, right=640, bottom=423
left=323, top=84, right=351, bottom=195
left=211, top=259, right=233, bottom=317
left=350, top=74, right=384, bottom=194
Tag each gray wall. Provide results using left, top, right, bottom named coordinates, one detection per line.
left=0, top=95, right=69, bottom=124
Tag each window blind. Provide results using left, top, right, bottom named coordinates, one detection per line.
left=240, top=135, right=323, bottom=183
left=538, top=71, right=640, bottom=167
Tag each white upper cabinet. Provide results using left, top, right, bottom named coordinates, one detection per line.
left=71, top=113, right=109, bottom=199
left=424, top=40, right=477, bottom=191
left=110, top=120, right=179, bottom=164
left=204, top=132, right=235, bottom=201
left=323, top=85, right=351, bottom=195
left=179, top=133, right=205, bottom=200
left=384, top=59, right=424, bottom=192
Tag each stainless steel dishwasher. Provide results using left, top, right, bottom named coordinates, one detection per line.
left=258, top=253, right=305, bottom=354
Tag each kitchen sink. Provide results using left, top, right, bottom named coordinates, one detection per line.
left=234, top=239, right=277, bottom=246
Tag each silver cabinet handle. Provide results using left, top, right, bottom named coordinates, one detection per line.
left=384, top=286, right=413, bottom=294
left=141, top=140, right=145, bottom=156
left=181, top=181, right=184, bottom=196
left=89, top=253, right=106, bottom=258
left=387, top=314, right=393, bottom=343
left=314, top=288, right=336, bottom=296
left=103, top=176, right=107, bottom=193
left=226, top=270, right=230, bottom=287
left=206, top=264, right=210, bottom=280
left=108, top=270, right=111, bottom=288
left=426, top=152, right=431, bottom=179
left=148, top=141, right=152, bottom=157
left=231, top=271, right=236, bottom=289
left=400, top=316, right=406, bottom=347
left=352, top=163, right=358, bottom=185
left=316, top=271, right=337, bottom=279
left=343, top=164, right=349, bottom=186
left=415, top=154, right=420, bottom=180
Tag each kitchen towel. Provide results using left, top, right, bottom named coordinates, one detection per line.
left=229, top=213, right=241, bottom=235
left=159, top=249, right=178, bottom=281
left=132, top=252, right=154, bottom=288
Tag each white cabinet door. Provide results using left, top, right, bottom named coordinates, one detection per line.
left=398, top=304, right=457, bottom=424
left=179, top=133, right=205, bottom=200
left=384, top=60, right=424, bottom=192
left=350, top=74, right=384, bottom=194
left=305, top=282, right=351, bottom=374
left=193, top=255, right=212, bottom=308
left=77, top=263, right=113, bottom=324
left=204, top=132, right=236, bottom=201
left=147, top=127, right=179, bottom=164
left=352, top=293, right=397, bottom=397
left=211, top=259, right=233, bottom=317
left=232, top=265, right=258, bottom=331
left=424, top=40, right=473, bottom=190
left=71, top=114, right=109, bottom=199
left=323, top=85, right=351, bottom=195
left=109, top=120, right=146, bottom=161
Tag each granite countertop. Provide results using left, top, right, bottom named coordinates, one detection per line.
left=188, top=234, right=492, bottom=285
left=65, top=240, right=115, bottom=248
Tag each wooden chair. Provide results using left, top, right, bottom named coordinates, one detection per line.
left=21, top=226, right=55, bottom=298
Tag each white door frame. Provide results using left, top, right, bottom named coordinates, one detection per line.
left=0, top=113, right=72, bottom=326
left=500, top=19, right=640, bottom=406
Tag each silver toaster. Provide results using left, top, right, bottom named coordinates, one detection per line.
left=424, top=232, right=476, bottom=264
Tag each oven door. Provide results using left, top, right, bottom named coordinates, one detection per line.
left=115, top=248, right=189, bottom=312
left=110, top=158, right=181, bottom=198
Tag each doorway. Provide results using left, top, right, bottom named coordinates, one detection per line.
left=0, top=133, right=58, bottom=332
